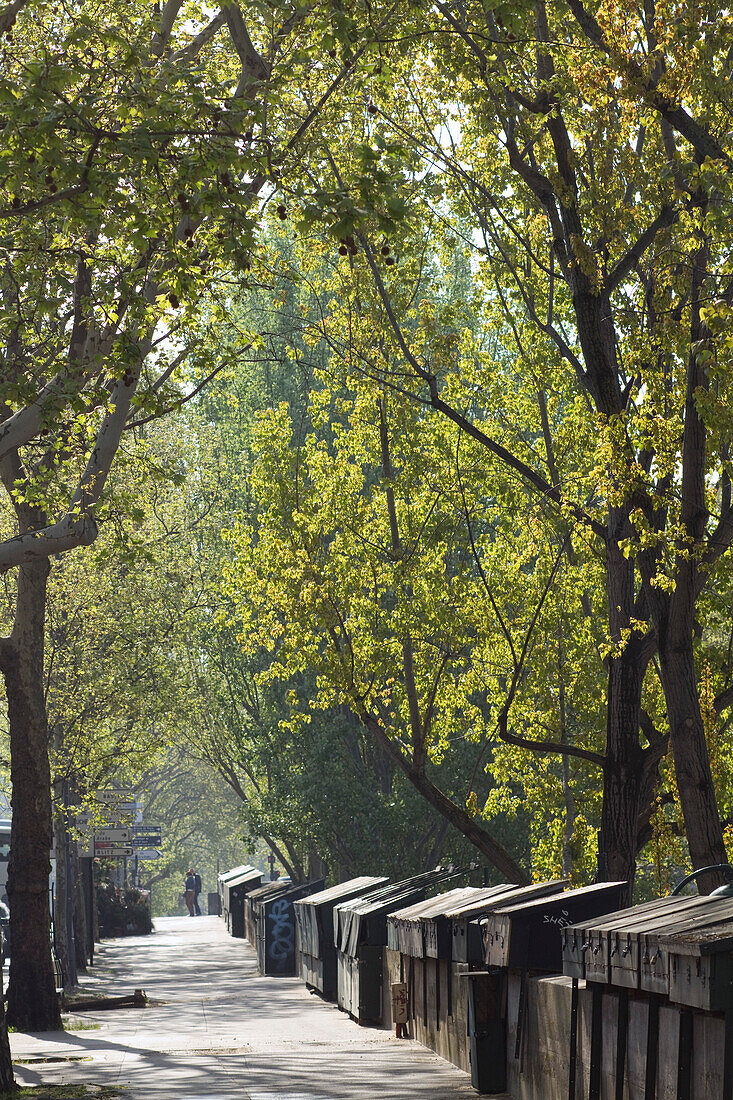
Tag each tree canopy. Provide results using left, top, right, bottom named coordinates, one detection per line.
left=3, top=0, right=733, bottom=1066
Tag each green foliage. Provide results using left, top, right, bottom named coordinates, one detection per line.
left=7, top=0, right=733, bottom=910
left=175, top=261, right=501, bottom=877
left=138, top=750, right=250, bottom=919
left=241, top=0, right=733, bottom=879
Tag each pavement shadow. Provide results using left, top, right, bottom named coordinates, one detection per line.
left=13, top=916, right=474, bottom=1099
left=17, top=1047, right=476, bottom=1099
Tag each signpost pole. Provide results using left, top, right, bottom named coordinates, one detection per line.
left=85, top=858, right=94, bottom=967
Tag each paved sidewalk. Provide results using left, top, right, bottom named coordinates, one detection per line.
left=11, top=915, right=476, bottom=1098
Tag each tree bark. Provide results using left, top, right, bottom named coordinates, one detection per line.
left=557, top=637, right=576, bottom=879
left=600, top=647, right=647, bottom=888
left=642, top=228, right=728, bottom=890
left=658, top=635, right=727, bottom=890
left=598, top=531, right=658, bottom=902
left=3, top=556, right=60, bottom=1031
left=91, top=860, right=100, bottom=945
left=52, top=797, right=75, bottom=988
left=52, top=759, right=77, bottom=988
left=72, top=844, right=88, bottom=972
left=307, top=851, right=329, bottom=882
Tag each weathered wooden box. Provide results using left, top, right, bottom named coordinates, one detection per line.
left=218, top=865, right=262, bottom=938
left=561, top=894, right=733, bottom=1100
left=484, top=882, right=626, bottom=972
left=664, top=920, right=733, bottom=1011
left=244, top=879, right=288, bottom=948
left=337, top=944, right=384, bottom=1020
left=450, top=883, right=565, bottom=964
left=562, top=894, right=733, bottom=991
left=423, top=889, right=478, bottom=960
left=639, top=897, right=733, bottom=996
left=293, top=876, right=386, bottom=1000
left=255, top=878, right=324, bottom=977
left=562, top=896, right=684, bottom=984
left=387, top=889, right=474, bottom=960
left=335, top=869, right=462, bottom=1023
left=452, top=916, right=484, bottom=964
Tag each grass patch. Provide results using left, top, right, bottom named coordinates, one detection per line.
left=13, top=1058, right=92, bottom=1066
left=1, top=1089, right=88, bottom=1098
left=0, top=1087, right=125, bottom=1099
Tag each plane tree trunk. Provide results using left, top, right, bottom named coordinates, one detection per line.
left=0, top=554, right=60, bottom=1031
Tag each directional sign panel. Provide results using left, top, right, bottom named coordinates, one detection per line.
left=94, top=828, right=132, bottom=854
left=96, top=846, right=134, bottom=858
left=95, top=789, right=134, bottom=805
left=101, top=801, right=138, bottom=815
left=95, top=790, right=140, bottom=819
left=135, top=848, right=162, bottom=860
left=132, top=826, right=162, bottom=849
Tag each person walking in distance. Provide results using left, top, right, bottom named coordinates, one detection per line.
left=193, top=870, right=202, bottom=916
left=184, top=869, right=196, bottom=916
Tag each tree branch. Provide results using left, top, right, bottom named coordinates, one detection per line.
left=497, top=724, right=606, bottom=767
left=359, top=707, right=529, bottom=883
left=494, top=531, right=606, bottom=767
left=0, top=0, right=28, bottom=35
left=606, top=205, right=678, bottom=293
left=222, top=3, right=270, bottom=84
left=356, top=231, right=606, bottom=539
left=151, top=0, right=185, bottom=56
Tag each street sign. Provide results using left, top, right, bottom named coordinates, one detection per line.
left=132, top=835, right=162, bottom=849
left=131, top=826, right=161, bottom=848
left=94, top=790, right=140, bottom=819
left=73, top=812, right=95, bottom=857
left=100, top=801, right=138, bottom=815
left=95, top=846, right=134, bottom=858
left=95, top=789, right=134, bottom=805
left=94, top=828, right=132, bottom=854
left=135, top=848, right=162, bottom=860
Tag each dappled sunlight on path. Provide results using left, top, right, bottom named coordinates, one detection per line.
left=11, top=915, right=477, bottom=1098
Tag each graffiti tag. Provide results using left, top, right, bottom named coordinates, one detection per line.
left=268, top=898, right=294, bottom=965
left=543, top=909, right=572, bottom=929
